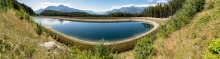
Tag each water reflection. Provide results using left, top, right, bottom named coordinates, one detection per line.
left=142, top=23, right=152, bottom=28
left=36, top=18, right=70, bottom=26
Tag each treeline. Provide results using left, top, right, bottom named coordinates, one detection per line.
left=135, top=0, right=205, bottom=59
left=108, top=12, right=142, bottom=17
left=142, top=0, right=186, bottom=18
left=39, top=10, right=143, bottom=17
left=40, top=10, right=93, bottom=17
left=20, top=3, right=35, bottom=15
left=0, top=0, right=35, bottom=15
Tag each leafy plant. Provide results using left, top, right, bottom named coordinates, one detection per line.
left=68, top=40, right=115, bottom=59
left=94, top=40, right=114, bottom=59
left=36, top=24, right=43, bottom=35
left=207, top=39, right=220, bottom=54
left=134, top=36, right=155, bottom=59
left=202, top=38, right=220, bottom=59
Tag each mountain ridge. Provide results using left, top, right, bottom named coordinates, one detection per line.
left=35, top=5, right=147, bottom=14
left=106, top=6, right=147, bottom=14
left=35, top=5, right=84, bottom=14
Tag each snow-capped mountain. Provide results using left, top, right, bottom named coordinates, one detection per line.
left=106, top=6, right=147, bottom=14
left=35, top=5, right=84, bottom=14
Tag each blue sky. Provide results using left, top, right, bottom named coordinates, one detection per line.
left=17, top=0, right=168, bottom=12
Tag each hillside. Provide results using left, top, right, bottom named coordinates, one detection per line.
left=150, top=0, right=220, bottom=58
left=0, top=9, right=72, bottom=58
left=0, top=0, right=116, bottom=59
left=118, top=0, right=220, bottom=59
left=1, top=0, right=220, bottom=59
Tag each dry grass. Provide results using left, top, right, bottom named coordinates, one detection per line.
left=0, top=10, right=70, bottom=59
left=117, top=0, right=220, bottom=59
left=117, top=50, right=135, bottom=59
left=149, top=0, right=220, bottom=59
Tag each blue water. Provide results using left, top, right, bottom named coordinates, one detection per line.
left=34, top=18, right=153, bottom=42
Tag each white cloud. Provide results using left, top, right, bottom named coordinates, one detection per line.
left=148, top=0, right=154, bottom=2
left=33, top=2, right=73, bottom=11
left=110, top=4, right=156, bottom=10
left=156, top=0, right=168, bottom=3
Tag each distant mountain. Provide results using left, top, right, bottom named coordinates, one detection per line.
left=106, top=6, right=147, bottom=14
left=35, top=5, right=84, bottom=14
left=84, top=10, right=96, bottom=14
left=35, top=5, right=147, bottom=14
left=35, top=9, right=44, bottom=14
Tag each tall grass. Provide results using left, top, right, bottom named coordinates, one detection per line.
left=134, top=0, right=206, bottom=59
left=68, top=40, right=115, bottom=59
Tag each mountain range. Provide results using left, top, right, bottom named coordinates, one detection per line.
left=106, top=6, right=146, bottom=14
left=35, top=5, right=84, bottom=14
left=35, top=4, right=147, bottom=14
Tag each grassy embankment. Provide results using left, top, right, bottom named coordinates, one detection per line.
left=151, top=0, right=220, bottom=59
left=119, top=0, right=220, bottom=59
left=0, top=0, right=117, bottom=59
left=0, top=9, right=72, bottom=59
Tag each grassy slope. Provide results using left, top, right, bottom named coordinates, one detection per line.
left=0, top=10, right=70, bottom=59
left=0, top=9, right=116, bottom=59
left=150, top=0, right=220, bottom=59
left=2, top=0, right=219, bottom=59
left=119, top=0, right=220, bottom=59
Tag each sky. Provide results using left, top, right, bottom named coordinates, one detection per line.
left=17, top=0, right=168, bottom=12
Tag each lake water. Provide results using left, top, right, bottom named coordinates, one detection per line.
left=33, top=18, right=153, bottom=42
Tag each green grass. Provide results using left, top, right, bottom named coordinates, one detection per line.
left=134, top=0, right=206, bottom=58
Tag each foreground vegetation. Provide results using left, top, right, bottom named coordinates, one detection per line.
left=1, top=0, right=220, bottom=59
left=0, top=0, right=116, bottom=59
left=131, top=0, right=220, bottom=59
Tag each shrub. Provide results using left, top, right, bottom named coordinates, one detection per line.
left=202, top=38, right=220, bottom=59
left=68, top=40, right=115, bottom=59
left=134, top=36, right=155, bottom=59
left=36, top=24, right=43, bottom=35
left=202, top=51, right=218, bottom=59
left=94, top=40, right=114, bottom=59
left=207, top=39, right=220, bottom=54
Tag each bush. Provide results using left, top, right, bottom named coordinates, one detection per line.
left=94, top=40, right=114, bottom=59
left=134, top=36, right=155, bottom=59
left=68, top=40, right=115, bottom=59
left=207, top=39, right=220, bottom=54
left=36, top=24, right=43, bottom=35
left=202, top=38, right=220, bottom=59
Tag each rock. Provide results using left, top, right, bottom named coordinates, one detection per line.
left=40, top=41, right=61, bottom=50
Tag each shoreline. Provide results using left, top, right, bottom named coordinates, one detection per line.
left=33, top=16, right=164, bottom=52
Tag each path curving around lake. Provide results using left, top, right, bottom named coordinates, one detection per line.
left=34, top=17, right=164, bottom=52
